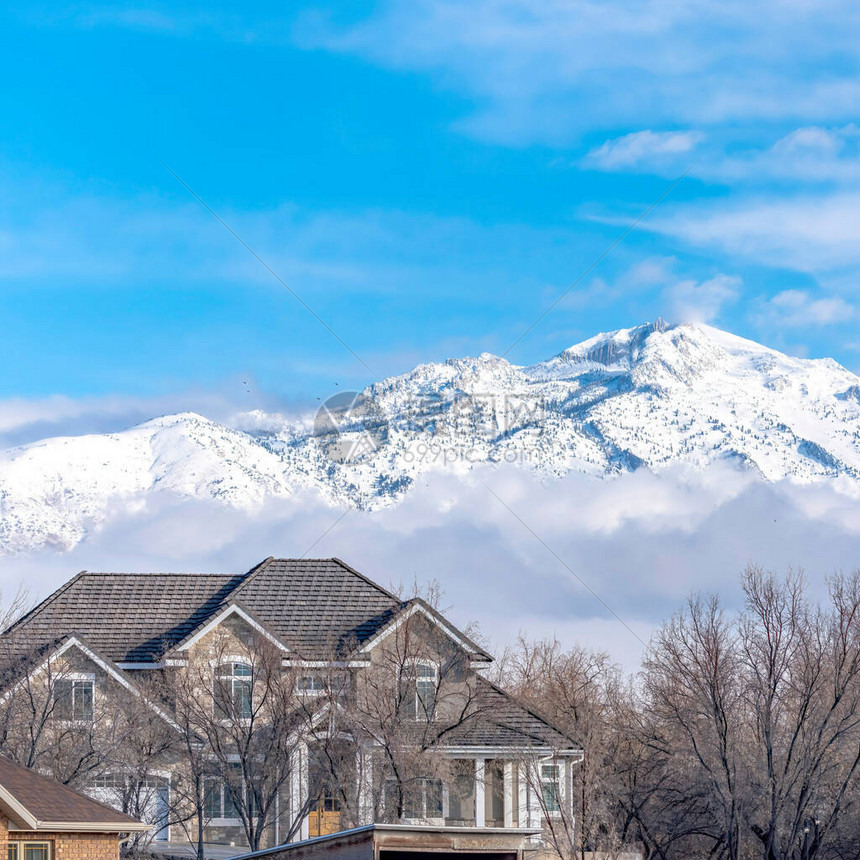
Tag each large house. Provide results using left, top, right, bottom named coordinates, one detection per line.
left=0, top=558, right=581, bottom=855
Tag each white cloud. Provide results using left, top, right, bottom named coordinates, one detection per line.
left=700, top=124, right=860, bottom=183
left=298, top=0, right=860, bottom=145
left=665, top=274, right=741, bottom=323
left=7, top=463, right=860, bottom=672
left=0, top=391, right=311, bottom=449
left=584, top=130, right=703, bottom=170
left=758, top=289, right=858, bottom=328
left=648, top=191, right=860, bottom=272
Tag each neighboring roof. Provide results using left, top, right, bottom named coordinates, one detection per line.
left=231, top=823, right=542, bottom=860
left=0, top=756, right=149, bottom=832
left=443, top=676, right=580, bottom=752
left=2, top=558, right=410, bottom=663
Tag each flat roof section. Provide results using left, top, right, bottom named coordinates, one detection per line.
left=230, top=824, right=543, bottom=860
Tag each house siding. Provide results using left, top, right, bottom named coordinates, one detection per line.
left=0, top=817, right=120, bottom=860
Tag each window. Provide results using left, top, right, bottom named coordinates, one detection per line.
left=203, top=763, right=257, bottom=821
left=297, top=675, right=325, bottom=695
left=401, top=660, right=437, bottom=720
left=7, top=842, right=51, bottom=860
left=541, top=764, right=561, bottom=813
left=203, top=776, right=238, bottom=820
left=384, top=777, right=443, bottom=822
left=214, top=662, right=252, bottom=718
left=53, top=678, right=94, bottom=721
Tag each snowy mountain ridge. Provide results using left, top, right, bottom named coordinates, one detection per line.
left=3, top=320, right=860, bottom=554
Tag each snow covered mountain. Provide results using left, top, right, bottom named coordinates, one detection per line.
left=3, top=320, right=860, bottom=554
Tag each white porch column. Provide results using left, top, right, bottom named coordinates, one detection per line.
left=527, top=762, right=541, bottom=828
left=503, top=761, right=515, bottom=828
left=474, top=758, right=486, bottom=827
left=356, top=746, right=374, bottom=825
left=289, top=741, right=310, bottom=842
left=517, top=763, right=528, bottom=829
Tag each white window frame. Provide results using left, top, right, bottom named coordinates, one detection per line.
left=296, top=674, right=326, bottom=697
left=400, top=659, right=438, bottom=722
left=202, top=774, right=241, bottom=825
left=384, top=776, right=444, bottom=825
left=213, top=660, right=253, bottom=719
left=540, top=762, right=564, bottom=817
left=52, top=672, right=95, bottom=722
left=203, top=762, right=258, bottom=826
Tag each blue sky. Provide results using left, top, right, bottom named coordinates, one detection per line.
left=3, top=0, right=860, bottom=416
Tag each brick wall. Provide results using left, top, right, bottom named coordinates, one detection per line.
left=0, top=817, right=120, bottom=860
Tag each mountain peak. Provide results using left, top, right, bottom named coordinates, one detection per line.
left=2, top=322, right=860, bottom=554
left=554, top=318, right=673, bottom=368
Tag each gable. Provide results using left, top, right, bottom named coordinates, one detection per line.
left=358, top=599, right=493, bottom=663
left=222, top=558, right=402, bottom=658
left=170, top=602, right=290, bottom=655
left=0, top=636, right=180, bottom=732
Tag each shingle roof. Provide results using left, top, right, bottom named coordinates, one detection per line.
left=3, top=558, right=405, bottom=663
left=4, top=571, right=246, bottom=663
left=222, top=558, right=402, bottom=659
left=444, top=677, right=579, bottom=750
left=0, top=756, right=147, bottom=831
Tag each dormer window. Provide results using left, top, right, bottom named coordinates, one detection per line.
left=53, top=676, right=94, bottom=721
left=401, top=660, right=437, bottom=721
left=214, top=662, right=252, bottom=719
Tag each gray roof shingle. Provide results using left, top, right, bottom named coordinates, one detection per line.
left=3, top=558, right=405, bottom=663
left=225, top=558, right=402, bottom=658
left=445, top=677, right=579, bottom=750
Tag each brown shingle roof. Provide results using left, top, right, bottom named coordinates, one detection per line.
left=0, top=757, right=147, bottom=831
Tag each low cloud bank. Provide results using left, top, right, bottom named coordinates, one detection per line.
left=3, top=463, right=860, bottom=671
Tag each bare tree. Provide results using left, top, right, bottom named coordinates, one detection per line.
left=500, top=638, right=629, bottom=859
left=170, top=622, right=304, bottom=854
left=638, top=566, right=860, bottom=860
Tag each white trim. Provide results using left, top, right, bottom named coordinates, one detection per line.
left=209, top=655, right=255, bottom=669
left=0, top=783, right=40, bottom=829
left=358, top=603, right=489, bottom=660
left=175, top=604, right=290, bottom=653
left=503, top=762, right=514, bottom=828
left=282, top=659, right=370, bottom=668
left=116, top=662, right=166, bottom=670
left=441, top=746, right=583, bottom=759
left=12, top=820, right=151, bottom=833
